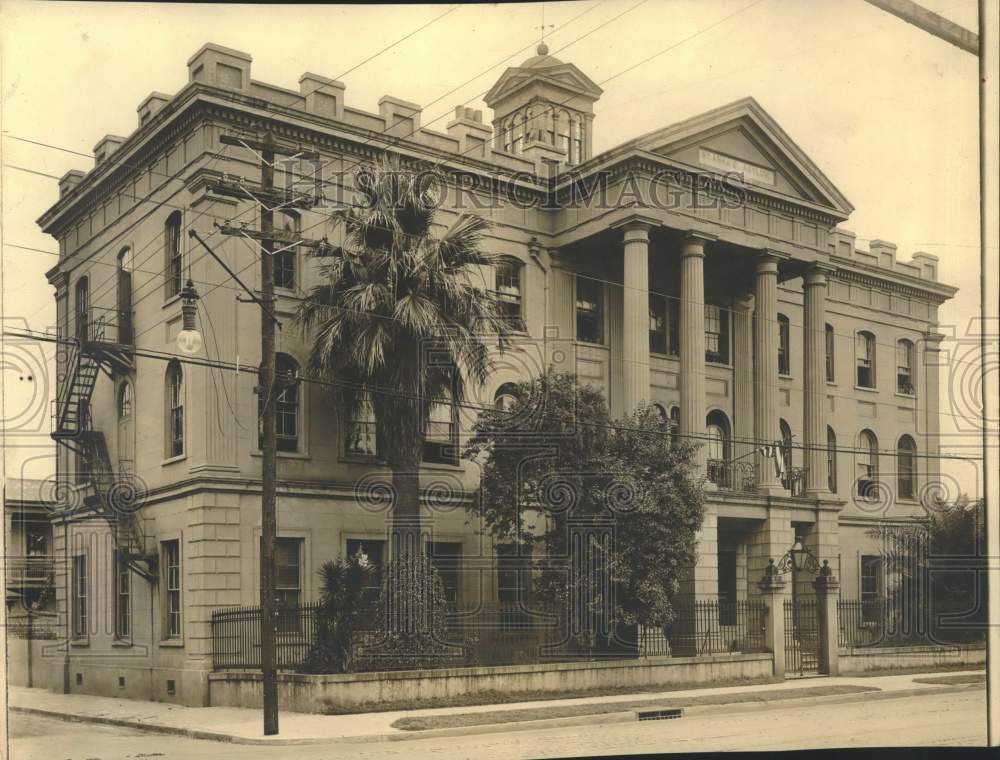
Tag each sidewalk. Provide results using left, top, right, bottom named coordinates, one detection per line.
left=9, top=670, right=985, bottom=746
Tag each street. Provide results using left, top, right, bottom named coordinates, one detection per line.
left=7, top=687, right=985, bottom=759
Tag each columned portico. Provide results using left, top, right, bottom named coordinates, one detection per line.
left=803, top=265, right=832, bottom=495
left=618, top=219, right=654, bottom=414
left=753, top=252, right=784, bottom=494
left=679, top=231, right=715, bottom=475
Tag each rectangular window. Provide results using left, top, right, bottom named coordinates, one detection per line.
left=705, top=305, right=729, bottom=364
left=649, top=293, right=667, bottom=355
left=856, top=333, right=875, bottom=388
left=165, top=216, right=182, bottom=298
left=575, top=276, right=603, bottom=344
left=163, top=540, right=181, bottom=639
left=896, top=341, right=914, bottom=395
left=73, top=555, right=88, bottom=638
left=344, top=394, right=377, bottom=457
left=429, top=542, right=462, bottom=606
left=778, top=316, right=790, bottom=375
left=495, top=260, right=524, bottom=331
left=274, top=211, right=299, bottom=290
left=168, top=370, right=183, bottom=457
left=423, top=391, right=458, bottom=465
left=860, top=555, right=882, bottom=623
left=26, top=523, right=48, bottom=556
left=115, top=551, right=131, bottom=640
left=825, top=325, right=835, bottom=382
left=274, top=538, right=302, bottom=608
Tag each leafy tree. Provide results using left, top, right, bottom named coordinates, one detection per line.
left=866, top=495, right=986, bottom=644
left=296, top=157, right=511, bottom=551
left=464, top=371, right=705, bottom=641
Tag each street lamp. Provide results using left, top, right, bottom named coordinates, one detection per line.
left=176, top=279, right=203, bottom=355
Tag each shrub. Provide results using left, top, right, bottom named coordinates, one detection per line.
left=300, top=555, right=376, bottom=674
left=353, top=553, right=466, bottom=671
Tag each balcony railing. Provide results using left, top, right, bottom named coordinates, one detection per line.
left=706, top=459, right=756, bottom=493
left=4, top=556, right=55, bottom=587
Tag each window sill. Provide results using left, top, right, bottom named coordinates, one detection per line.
left=853, top=385, right=879, bottom=394
left=159, top=639, right=185, bottom=648
left=421, top=459, right=464, bottom=472
left=112, top=638, right=133, bottom=648
left=779, top=373, right=794, bottom=380
left=649, top=351, right=680, bottom=361
left=894, top=392, right=916, bottom=401
left=706, top=360, right=732, bottom=369
left=70, top=638, right=89, bottom=647
left=574, top=340, right=607, bottom=348
left=161, top=294, right=181, bottom=310
left=826, top=381, right=837, bottom=387
left=161, top=454, right=187, bottom=466
left=341, top=452, right=382, bottom=464
left=250, top=449, right=310, bottom=460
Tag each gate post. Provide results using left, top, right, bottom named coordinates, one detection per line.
left=758, top=559, right=786, bottom=678
left=813, top=560, right=840, bottom=676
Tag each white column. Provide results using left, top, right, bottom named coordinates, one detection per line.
left=680, top=232, right=714, bottom=475
left=803, top=265, right=830, bottom=495
left=754, top=252, right=782, bottom=493
left=621, top=221, right=651, bottom=414
left=733, top=295, right=755, bottom=467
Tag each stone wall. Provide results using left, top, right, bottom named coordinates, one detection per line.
left=838, top=644, right=985, bottom=674
left=208, top=653, right=773, bottom=713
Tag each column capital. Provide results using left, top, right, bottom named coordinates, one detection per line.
left=758, top=248, right=791, bottom=266
left=683, top=229, right=718, bottom=244
left=803, top=262, right=836, bottom=287
left=734, top=293, right=755, bottom=312
left=611, top=213, right=659, bottom=236
left=681, top=230, right=716, bottom=257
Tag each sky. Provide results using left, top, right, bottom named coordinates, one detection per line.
left=0, top=0, right=984, bottom=493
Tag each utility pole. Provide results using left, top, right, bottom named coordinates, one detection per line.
left=210, top=132, right=321, bottom=736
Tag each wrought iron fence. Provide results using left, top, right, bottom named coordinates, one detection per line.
left=651, top=600, right=768, bottom=657
left=211, top=603, right=321, bottom=670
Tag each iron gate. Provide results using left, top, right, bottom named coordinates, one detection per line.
left=783, top=598, right=819, bottom=676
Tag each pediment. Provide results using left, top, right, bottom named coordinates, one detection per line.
left=633, top=98, right=853, bottom=217
left=485, top=63, right=602, bottom=108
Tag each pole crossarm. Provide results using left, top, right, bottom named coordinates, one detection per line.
left=214, top=222, right=333, bottom=251
left=864, top=0, right=979, bottom=55
left=219, top=133, right=321, bottom=161
left=208, top=177, right=320, bottom=211
left=187, top=229, right=282, bottom=328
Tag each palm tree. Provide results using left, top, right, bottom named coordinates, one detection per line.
left=296, top=157, right=511, bottom=555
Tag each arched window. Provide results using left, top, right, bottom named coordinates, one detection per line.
left=896, top=339, right=915, bottom=395
left=779, top=419, right=794, bottom=479
left=856, top=331, right=876, bottom=388
left=274, top=211, right=299, bottom=291
left=165, top=361, right=184, bottom=457
left=897, top=435, right=917, bottom=499
left=165, top=211, right=182, bottom=298
left=825, top=324, right=835, bottom=382
left=74, top=276, right=90, bottom=342
left=118, top=381, right=133, bottom=419
left=494, top=258, right=524, bottom=331
left=259, top=354, right=300, bottom=453
left=778, top=314, right=791, bottom=375
left=494, top=383, right=519, bottom=412
left=705, top=410, right=731, bottom=486
left=827, top=426, right=837, bottom=494
left=858, top=429, right=879, bottom=499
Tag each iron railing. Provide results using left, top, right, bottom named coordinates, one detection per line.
left=211, top=598, right=769, bottom=672
left=211, top=603, right=321, bottom=670
left=706, top=460, right=756, bottom=493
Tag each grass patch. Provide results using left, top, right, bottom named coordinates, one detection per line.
left=319, top=675, right=781, bottom=715
left=912, top=673, right=985, bottom=686
left=390, top=684, right=880, bottom=731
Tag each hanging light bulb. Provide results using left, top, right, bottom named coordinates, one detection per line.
left=176, top=279, right=203, bottom=355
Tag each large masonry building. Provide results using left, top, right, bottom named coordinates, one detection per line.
left=36, top=42, right=956, bottom=704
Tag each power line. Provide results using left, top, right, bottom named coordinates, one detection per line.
left=4, top=327, right=985, bottom=462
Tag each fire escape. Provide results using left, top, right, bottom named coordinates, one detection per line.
left=51, top=307, right=157, bottom=580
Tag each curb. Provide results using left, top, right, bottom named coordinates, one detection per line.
left=11, top=681, right=984, bottom=746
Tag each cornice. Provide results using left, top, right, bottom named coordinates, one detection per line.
left=830, top=263, right=956, bottom=303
